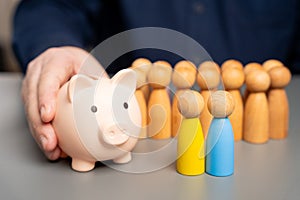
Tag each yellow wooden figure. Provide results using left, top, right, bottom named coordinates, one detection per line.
left=177, top=90, right=205, bottom=175
left=196, top=63, right=221, bottom=138
left=147, top=61, right=172, bottom=139
left=171, top=60, right=197, bottom=137
left=131, top=58, right=152, bottom=101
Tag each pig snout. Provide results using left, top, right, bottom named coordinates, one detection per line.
left=102, top=125, right=130, bottom=145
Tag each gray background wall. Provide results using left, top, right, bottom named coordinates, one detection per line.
left=0, top=0, right=20, bottom=72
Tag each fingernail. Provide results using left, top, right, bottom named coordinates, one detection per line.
left=40, top=106, right=46, bottom=117
left=40, top=106, right=51, bottom=117
left=39, top=136, right=47, bottom=150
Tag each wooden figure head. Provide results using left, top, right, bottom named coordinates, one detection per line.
left=198, top=61, right=221, bottom=73
left=131, top=58, right=152, bottom=74
left=222, top=68, right=245, bottom=90
left=177, top=90, right=204, bottom=118
left=244, top=62, right=263, bottom=76
left=268, top=66, right=291, bottom=89
left=172, top=60, right=197, bottom=89
left=262, top=59, right=283, bottom=72
left=245, top=70, right=271, bottom=92
left=147, top=60, right=172, bottom=89
left=207, top=90, right=235, bottom=118
left=221, top=59, right=243, bottom=72
left=196, top=67, right=220, bottom=90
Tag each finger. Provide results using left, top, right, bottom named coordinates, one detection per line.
left=23, top=61, right=59, bottom=160
left=30, top=120, right=60, bottom=160
left=22, top=61, right=42, bottom=107
left=22, top=61, right=43, bottom=141
left=45, top=146, right=62, bottom=161
left=39, top=123, right=59, bottom=152
left=28, top=109, right=61, bottom=161
left=38, top=56, right=78, bottom=123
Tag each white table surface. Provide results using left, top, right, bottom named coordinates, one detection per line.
left=0, top=72, right=300, bottom=200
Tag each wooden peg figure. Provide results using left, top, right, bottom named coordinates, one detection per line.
left=196, top=64, right=221, bottom=138
left=205, top=90, right=235, bottom=177
left=171, top=60, right=197, bottom=137
left=147, top=61, right=172, bottom=139
left=131, top=58, right=152, bottom=101
left=244, top=70, right=270, bottom=144
left=222, top=68, right=245, bottom=141
left=177, top=90, right=205, bottom=175
left=221, top=59, right=243, bottom=72
left=131, top=68, right=148, bottom=139
left=262, top=59, right=283, bottom=72
left=267, top=66, right=291, bottom=139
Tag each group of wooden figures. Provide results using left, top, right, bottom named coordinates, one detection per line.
left=129, top=58, right=291, bottom=177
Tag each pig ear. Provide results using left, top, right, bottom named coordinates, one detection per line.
left=111, top=69, right=137, bottom=90
left=67, top=74, right=94, bottom=103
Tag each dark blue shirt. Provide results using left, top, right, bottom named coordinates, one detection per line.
left=13, top=0, right=300, bottom=73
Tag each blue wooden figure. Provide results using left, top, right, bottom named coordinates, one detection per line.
left=205, top=91, right=235, bottom=177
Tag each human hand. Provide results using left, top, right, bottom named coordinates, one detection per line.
left=22, top=46, right=107, bottom=160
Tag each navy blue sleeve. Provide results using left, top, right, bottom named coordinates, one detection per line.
left=13, top=0, right=102, bottom=73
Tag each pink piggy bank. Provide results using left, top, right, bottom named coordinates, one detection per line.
left=52, top=69, right=141, bottom=172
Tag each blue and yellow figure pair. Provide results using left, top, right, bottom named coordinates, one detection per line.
left=176, top=90, right=235, bottom=177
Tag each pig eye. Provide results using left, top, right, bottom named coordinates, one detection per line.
left=91, top=105, right=98, bottom=113
left=123, top=102, right=128, bottom=109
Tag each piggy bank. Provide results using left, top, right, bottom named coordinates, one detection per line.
left=52, top=69, right=141, bottom=172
